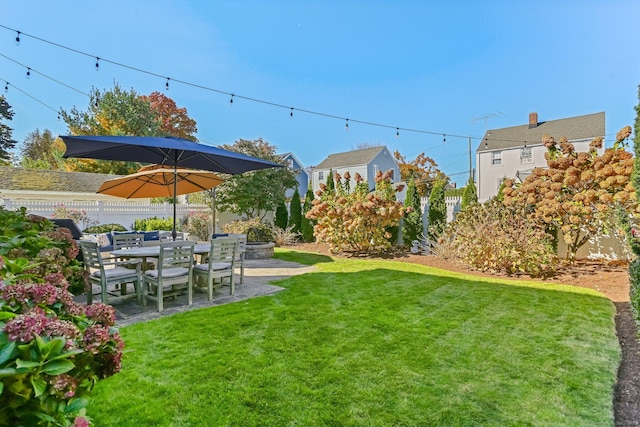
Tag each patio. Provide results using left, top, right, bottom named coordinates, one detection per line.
left=77, top=257, right=316, bottom=327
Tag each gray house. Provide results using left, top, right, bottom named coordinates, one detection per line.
left=312, top=146, right=400, bottom=194
left=476, top=112, right=605, bottom=202
left=279, top=152, right=309, bottom=199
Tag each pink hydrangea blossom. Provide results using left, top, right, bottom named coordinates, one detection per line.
left=4, top=306, right=48, bottom=343
left=85, top=303, right=116, bottom=326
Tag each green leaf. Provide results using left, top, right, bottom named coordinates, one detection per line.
left=31, top=376, right=47, bottom=397
left=15, top=359, right=41, bottom=369
left=49, top=348, right=83, bottom=361
left=43, top=359, right=74, bottom=375
left=0, top=312, right=17, bottom=321
left=0, top=341, right=16, bottom=365
left=65, top=397, right=89, bottom=414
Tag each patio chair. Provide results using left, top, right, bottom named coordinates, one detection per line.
left=112, top=232, right=145, bottom=250
left=142, top=241, right=195, bottom=312
left=79, top=240, right=142, bottom=305
left=225, top=233, right=247, bottom=284
left=194, top=237, right=236, bottom=300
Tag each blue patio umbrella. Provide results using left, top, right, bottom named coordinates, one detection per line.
left=61, top=135, right=283, bottom=239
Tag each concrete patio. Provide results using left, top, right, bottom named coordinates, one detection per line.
left=81, top=258, right=316, bottom=327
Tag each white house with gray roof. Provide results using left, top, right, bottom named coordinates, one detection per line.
left=476, top=111, right=605, bottom=202
left=312, top=146, right=400, bottom=194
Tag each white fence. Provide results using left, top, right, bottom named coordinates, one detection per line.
left=1, top=198, right=211, bottom=230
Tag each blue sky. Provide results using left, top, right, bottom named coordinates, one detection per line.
left=1, top=0, right=639, bottom=186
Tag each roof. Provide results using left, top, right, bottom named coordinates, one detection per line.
left=315, top=146, right=388, bottom=169
left=478, top=112, right=605, bottom=152
left=0, top=166, right=119, bottom=193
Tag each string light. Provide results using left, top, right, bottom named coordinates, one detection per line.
left=345, top=119, right=349, bottom=131
left=443, top=134, right=446, bottom=144
left=15, top=31, right=20, bottom=45
left=165, top=78, right=170, bottom=90
left=290, top=107, right=294, bottom=118
left=396, top=128, right=400, bottom=139
left=95, top=57, right=100, bottom=71
left=4, top=82, right=8, bottom=93
left=25, top=68, right=30, bottom=79
left=230, top=94, right=234, bottom=105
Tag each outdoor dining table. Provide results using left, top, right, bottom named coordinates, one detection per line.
left=110, top=243, right=212, bottom=271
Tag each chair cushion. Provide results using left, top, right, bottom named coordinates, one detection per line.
left=93, top=267, right=137, bottom=278
left=145, top=267, right=189, bottom=278
left=194, top=262, right=231, bottom=271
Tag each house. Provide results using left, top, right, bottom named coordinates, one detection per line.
left=475, top=112, right=605, bottom=202
left=279, top=152, right=309, bottom=199
left=312, top=146, right=400, bottom=194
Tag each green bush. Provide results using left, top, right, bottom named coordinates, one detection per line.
left=301, top=187, right=316, bottom=242
left=82, top=223, right=127, bottom=233
left=180, top=211, right=212, bottom=241
left=0, top=207, right=85, bottom=295
left=288, top=188, right=302, bottom=236
left=435, top=199, right=557, bottom=277
left=629, top=258, right=640, bottom=328
left=274, top=200, right=288, bottom=230
left=134, top=217, right=174, bottom=231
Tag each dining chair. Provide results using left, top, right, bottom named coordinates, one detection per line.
left=225, top=233, right=247, bottom=284
left=141, top=241, right=195, bottom=312
left=112, top=231, right=146, bottom=271
left=194, top=237, right=237, bottom=300
left=79, top=240, right=142, bottom=305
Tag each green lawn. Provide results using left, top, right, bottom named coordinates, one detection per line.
left=88, top=249, right=620, bottom=426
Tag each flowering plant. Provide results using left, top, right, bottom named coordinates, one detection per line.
left=180, top=211, right=213, bottom=241
left=52, top=204, right=97, bottom=230
left=0, top=259, right=123, bottom=426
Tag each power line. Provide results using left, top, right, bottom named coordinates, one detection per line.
left=0, top=76, right=60, bottom=115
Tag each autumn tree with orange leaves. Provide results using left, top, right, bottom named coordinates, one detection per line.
left=393, top=151, right=448, bottom=196
left=502, top=126, right=637, bottom=261
left=306, top=170, right=406, bottom=254
left=141, top=92, right=197, bottom=141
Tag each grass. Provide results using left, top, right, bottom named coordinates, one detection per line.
left=88, top=249, right=620, bottom=426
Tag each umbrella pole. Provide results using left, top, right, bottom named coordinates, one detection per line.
left=211, top=187, right=216, bottom=236
left=172, top=166, right=178, bottom=241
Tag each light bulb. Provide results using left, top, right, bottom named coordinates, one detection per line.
left=26, top=68, right=31, bottom=79
left=230, top=94, right=234, bottom=105
left=396, top=128, right=400, bottom=139
left=165, top=78, right=170, bottom=90
left=15, top=31, right=20, bottom=46
left=4, top=82, right=8, bottom=93
left=290, top=108, right=294, bottom=118
left=345, top=119, right=349, bottom=131
left=95, top=57, right=100, bottom=71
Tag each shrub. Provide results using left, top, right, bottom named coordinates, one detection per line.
left=306, top=170, right=406, bottom=254
left=270, top=225, right=300, bottom=247
left=179, top=211, right=213, bottom=241
left=402, top=176, right=423, bottom=245
left=0, top=207, right=85, bottom=295
left=222, top=218, right=274, bottom=242
left=274, top=200, right=288, bottom=230
left=629, top=258, right=640, bottom=329
left=0, top=258, right=123, bottom=426
left=427, top=179, right=446, bottom=242
left=435, top=199, right=557, bottom=277
left=52, top=204, right=98, bottom=230
left=82, top=224, right=127, bottom=234
left=134, top=217, right=174, bottom=231
left=288, top=188, right=302, bottom=236
left=301, top=187, right=316, bottom=242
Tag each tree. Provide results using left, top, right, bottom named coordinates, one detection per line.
left=307, top=170, right=406, bottom=253
left=402, top=176, right=423, bottom=244
left=289, top=188, right=302, bottom=235
left=140, top=92, right=197, bottom=140
left=393, top=151, right=448, bottom=197
left=503, top=128, right=637, bottom=261
left=0, top=96, right=17, bottom=162
left=428, top=179, right=446, bottom=242
left=60, top=83, right=198, bottom=174
left=461, top=177, right=478, bottom=209
left=325, top=168, right=335, bottom=192
left=215, top=138, right=297, bottom=219
left=275, top=200, right=288, bottom=229
left=301, top=186, right=316, bottom=242
left=19, top=129, right=66, bottom=169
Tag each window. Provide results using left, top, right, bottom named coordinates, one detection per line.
left=520, top=147, right=533, bottom=164
left=491, top=151, right=502, bottom=166
left=318, top=171, right=324, bottom=181
left=373, top=164, right=379, bottom=176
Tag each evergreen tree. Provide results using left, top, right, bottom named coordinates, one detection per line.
left=288, top=188, right=302, bottom=235
left=301, top=187, right=316, bottom=242
left=428, top=179, right=446, bottom=242
left=275, top=199, right=288, bottom=230
left=0, top=96, right=17, bottom=163
left=461, top=177, right=478, bottom=209
left=402, top=176, right=423, bottom=244
left=325, top=168, right=335, bottom=191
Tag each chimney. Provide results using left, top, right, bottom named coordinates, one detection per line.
left=528, top=112, right=538, bottom=128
